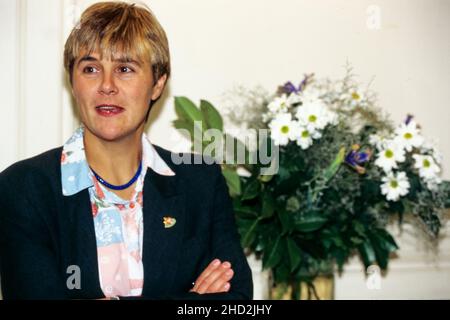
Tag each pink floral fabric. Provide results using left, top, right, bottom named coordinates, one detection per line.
left=61, top=126, right=175, bottom=297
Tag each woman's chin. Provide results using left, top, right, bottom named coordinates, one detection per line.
left=90, top=125, right=130, bottom=142
left=83, top=119, right=144, bottom=142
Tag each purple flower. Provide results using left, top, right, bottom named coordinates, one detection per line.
left=282, top=81, right=301, bottom=94
left=298, top=76, right=309, bottom=92
left=345, top=145, right=372, bottom=174
left=404, top=114, right=413, bottom=125
left=279, top=74, right=315, bottom=95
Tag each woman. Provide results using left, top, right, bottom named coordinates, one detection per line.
left=0, top=1, right=252, bottom=300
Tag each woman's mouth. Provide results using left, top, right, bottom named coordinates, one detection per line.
left=95, top=104, right=125, bottom=117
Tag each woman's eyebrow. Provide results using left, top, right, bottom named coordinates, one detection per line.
left=76, top=55, right=98, bottom=66
left=76, top=56, right=142, bottom=67
left=113, top=57, right=142, bottom=67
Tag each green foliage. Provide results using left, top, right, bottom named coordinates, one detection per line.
left=172, top=72, right=450, bottom=291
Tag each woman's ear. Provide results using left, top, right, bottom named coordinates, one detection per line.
left=151, top=74, right=168, bottom=101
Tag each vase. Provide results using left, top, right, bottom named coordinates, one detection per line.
left=300, top=274, right=335, bottom=300
left=269, top=274, right=335, bottom=300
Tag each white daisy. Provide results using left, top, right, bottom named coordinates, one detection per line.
left=369, top=133, right=390, bottom=151
left=295, top=127, right=321, bottom=150
left=268, top=113, right=299, bottom=146
left=425, top=176, right=442, bottom=191
left=325, top=110, right=339, bottom=126
left=381, top=171, right=410, bottom=201
left=412, top=154, right=440, bottom=180
left=295, top=100, right=330, bottom=132
left=394, top=120, right=424, bottom=152
left=339, top=89, right=367, bottom=108
left=287, top=92, right=302, bottom=105
left=300, top=87, right=323, bottom=104
left=374, top=140, right=406, bottom=172
left=432, top=149, right=443, bottom=165
left=261, top=112, right=272, bottom=123
left=420, top=140, right=443, bottom=165
left=349, top=90, right=366, bottom=107
left=268, top=94, right=290, bottom=113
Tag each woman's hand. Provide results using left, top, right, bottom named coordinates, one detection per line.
left=190, top=259, right=234, bottom=294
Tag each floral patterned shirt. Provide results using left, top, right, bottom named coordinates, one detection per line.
left=61, top=126, right=175, bottom=297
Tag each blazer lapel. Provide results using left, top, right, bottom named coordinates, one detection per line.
left=141, top=168, right=186, bottom=297
left=62, top=190, right=104, bottom=298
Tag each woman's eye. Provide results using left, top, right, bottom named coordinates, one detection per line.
left=119, top=66, right=134, bottom=73
left=83, top=66, right=98, bottom=73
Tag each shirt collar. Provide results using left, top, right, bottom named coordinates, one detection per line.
left=61, top=126, right=175, bottom=196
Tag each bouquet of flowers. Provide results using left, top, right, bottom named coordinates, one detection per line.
left=173, top=68, right=450, bottom=299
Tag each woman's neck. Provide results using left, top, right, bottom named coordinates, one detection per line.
left=84, top=128, right=143, bottom=187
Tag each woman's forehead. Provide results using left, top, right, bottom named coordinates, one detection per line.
left=76, top=48, right=146, bottom=65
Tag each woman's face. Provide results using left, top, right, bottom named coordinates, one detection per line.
left=71, top=50, right=166, bottom=142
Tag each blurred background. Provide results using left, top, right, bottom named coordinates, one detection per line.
left=0, top=0, right=449, bottom=299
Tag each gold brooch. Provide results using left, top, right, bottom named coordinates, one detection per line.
left=163, top=216, right=176, bottom=228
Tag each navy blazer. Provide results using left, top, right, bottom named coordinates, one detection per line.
left=0, top=146, right=253, bottom=300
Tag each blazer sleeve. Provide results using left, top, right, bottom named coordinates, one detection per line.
left=160, top=164, right=253, bottom=300
left=120, top=164, right=254, bottom=301
left=0, top=171, right=68, bottom=299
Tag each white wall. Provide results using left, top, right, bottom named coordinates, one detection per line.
left=0, top=0, right=449, bottom=299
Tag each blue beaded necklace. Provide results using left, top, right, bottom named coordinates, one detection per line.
left=90, top=161, right=142, bottom=190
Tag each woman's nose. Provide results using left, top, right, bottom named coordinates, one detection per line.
left=98, top=71, right=118, bottom=95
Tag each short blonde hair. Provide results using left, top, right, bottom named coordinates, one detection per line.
left=64, top=1, right=170, bottom=84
